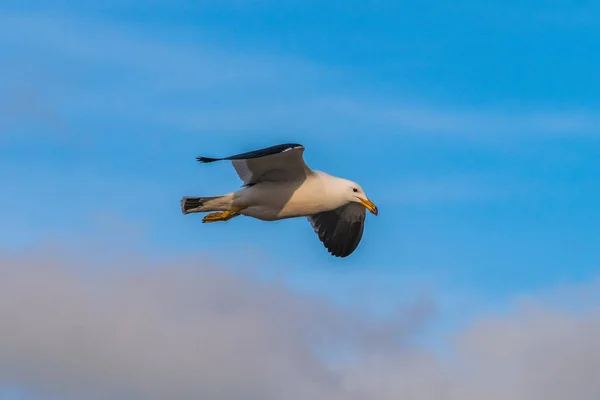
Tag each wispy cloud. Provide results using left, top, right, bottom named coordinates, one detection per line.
left=1, top=12, right=598, bottom=145
left=378, top=174, right=519, bottom=206
left=379, top=106, right=600, bottom=139
left=0, top=84, right=70, bottom=139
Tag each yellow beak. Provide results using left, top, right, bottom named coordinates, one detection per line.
left=359, top=197, right=379, bottom=216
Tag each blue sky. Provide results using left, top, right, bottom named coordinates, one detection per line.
left=1, top=2, right=600, bottom=398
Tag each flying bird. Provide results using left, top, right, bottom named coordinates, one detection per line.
left=181, top=143, right=378, bottom=257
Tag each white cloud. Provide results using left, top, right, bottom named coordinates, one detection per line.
left=0, top=242, right=599, bottom=400
left=0, top=244, right=429, bottom=400
left=340, top=304, right=600, bottom=400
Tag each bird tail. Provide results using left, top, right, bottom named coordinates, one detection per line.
left=180, top=194, right=234, bottom=214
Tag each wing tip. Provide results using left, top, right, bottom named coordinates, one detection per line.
left=328, top=247, right=355, bottom=258
left=196, top=156, right=220, bottom=163
left=285, top=143, right=304, bottom=151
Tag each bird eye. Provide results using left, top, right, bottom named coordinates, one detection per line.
left=353, top=188, right=358, bottom=193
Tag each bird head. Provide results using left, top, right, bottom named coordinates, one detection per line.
left=344, top=181, right=378, bottom=216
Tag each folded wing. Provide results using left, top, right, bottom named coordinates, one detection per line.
left=197, top=143, right=311, bottom=186
left=307, top=203, right=366, bottom=258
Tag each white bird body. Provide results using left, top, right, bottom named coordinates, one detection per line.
left=181, top=143, right=378, bottom=257
left=223, top=171, right=353, bottom=221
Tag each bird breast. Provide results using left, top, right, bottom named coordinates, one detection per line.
left=234, top=175, right=346, bottom=220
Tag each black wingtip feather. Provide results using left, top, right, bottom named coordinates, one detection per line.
left=196, top=156, right=221, bottom=163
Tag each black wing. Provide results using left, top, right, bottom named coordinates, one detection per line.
left=196, top=143, right=310, bottom=186
left=196, top=143, right=304, bottom=163
left=307, top=203, right=366, bottom=258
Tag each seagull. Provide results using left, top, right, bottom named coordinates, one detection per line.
left=181, top=143, right=378, bottom=257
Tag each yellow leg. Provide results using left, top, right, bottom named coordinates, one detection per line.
left=202, top=207, right=246, bottom=223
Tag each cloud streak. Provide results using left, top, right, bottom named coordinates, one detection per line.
left=1, top=12, right=598, bottom=144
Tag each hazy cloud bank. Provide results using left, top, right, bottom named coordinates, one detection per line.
left=0, top=244, right=599, bottom=399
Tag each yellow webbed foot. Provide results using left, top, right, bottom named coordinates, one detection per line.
left=202, top=212, right=227, bottom=223
left=202, top=207, right=246, bottom=223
